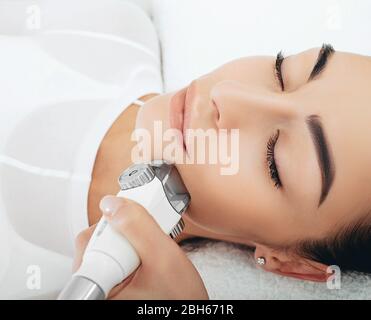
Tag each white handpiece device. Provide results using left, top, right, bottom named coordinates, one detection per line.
left=57, top=160, right=190, bottom=300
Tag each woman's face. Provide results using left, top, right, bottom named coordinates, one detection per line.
left=135, top=46, right=371, bottom=250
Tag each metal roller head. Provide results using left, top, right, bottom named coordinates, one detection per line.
left=118, top=160, right=191, bottom=215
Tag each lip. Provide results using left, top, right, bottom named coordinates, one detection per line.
left=169, top=86, right=189, bottom=151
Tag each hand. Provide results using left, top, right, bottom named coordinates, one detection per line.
left=73, top=195, right=209, bottom=300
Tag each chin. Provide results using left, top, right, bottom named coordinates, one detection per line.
left=134, top=92, right=181, bottom=162
left=135, top=93, right=172, bottom=132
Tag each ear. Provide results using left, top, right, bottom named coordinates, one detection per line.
left=254, top=244, right=330, bottom=282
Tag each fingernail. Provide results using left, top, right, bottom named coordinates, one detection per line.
left=99, top=195, right=123, bottom=217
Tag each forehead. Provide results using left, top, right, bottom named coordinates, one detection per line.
left=297, top=50, right=371, bottom=229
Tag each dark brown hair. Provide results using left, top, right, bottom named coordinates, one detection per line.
left=297, top=214, right=371, bottom=274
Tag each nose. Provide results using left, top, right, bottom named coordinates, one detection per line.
left=210, top=80, right=297, bottom=129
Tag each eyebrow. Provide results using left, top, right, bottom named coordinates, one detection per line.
left=307, top=43, right=335, bottom=81
left=305, top=44, right=336, bottom=207
left=305, top=114, right=335, bottom=207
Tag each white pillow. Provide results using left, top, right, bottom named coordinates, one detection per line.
left=152, top=0, right=371, bottom=92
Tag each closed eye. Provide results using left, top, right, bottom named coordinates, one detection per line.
left=274, top=51, right=285, bottom=91
left=267, top=129, right=282, bottom=189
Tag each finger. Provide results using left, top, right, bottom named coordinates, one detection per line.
left=99, top=195, right=176, bottom=264
left=72, top=224, right=97, bottom=272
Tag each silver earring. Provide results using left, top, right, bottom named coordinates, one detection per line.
left=256, top=257, right=266, bottom=266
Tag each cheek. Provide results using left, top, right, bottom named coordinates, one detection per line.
left=175, top=162, right=262, bottom=236
left=175, top=138, right=294, bottom=242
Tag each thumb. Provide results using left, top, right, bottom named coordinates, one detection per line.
left=99, top=195, right=174, bottom=264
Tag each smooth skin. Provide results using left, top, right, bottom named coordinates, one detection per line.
left=82, top=47, right=371, bottom=297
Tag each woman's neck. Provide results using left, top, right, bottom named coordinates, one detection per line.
left=87, top=93, right=158, bottom=227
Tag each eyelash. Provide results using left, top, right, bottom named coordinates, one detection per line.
left=275, top=51, right=285, bottom=91
left=266, top=129, right=282, bottom=189
left=265, top=51, right=285, bottom=189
